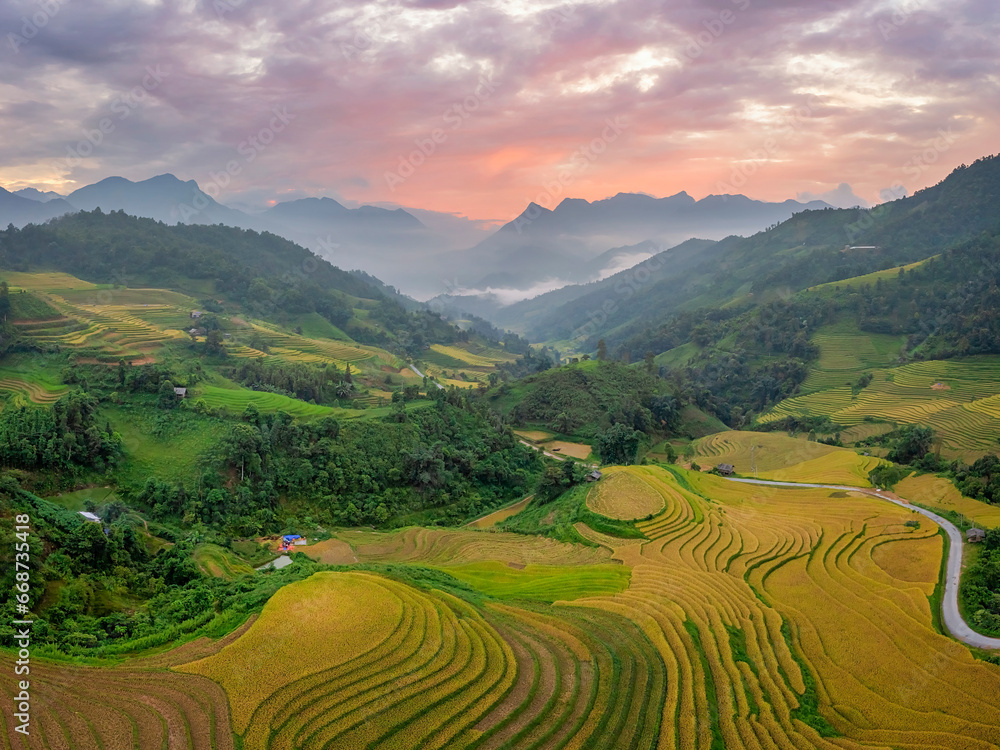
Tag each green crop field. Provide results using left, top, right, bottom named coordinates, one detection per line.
left=798, top=323, right=906, bottom=392
left=193, top=543, right=255, bottom=579
left=761, top=355, right=1000, bottom=459
left=103, top=405, right=231, bottom=485
left=193, top=384, right=339, bottom=418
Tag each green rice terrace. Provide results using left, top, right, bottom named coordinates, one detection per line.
left=758, top=325, right=1000, bottom=459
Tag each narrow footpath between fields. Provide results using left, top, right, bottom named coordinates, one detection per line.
left=724, top=476, right=1000, bottom=651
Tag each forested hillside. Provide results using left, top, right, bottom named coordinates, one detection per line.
left=522, top=154, right=1000, bottom=352
left=0, top=210, right=457, bottom=352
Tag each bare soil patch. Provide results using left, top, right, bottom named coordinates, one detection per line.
left=302, top=538, right=358, bottom=564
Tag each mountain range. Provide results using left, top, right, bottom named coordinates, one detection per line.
left=1, top=174, right=833, bottom=300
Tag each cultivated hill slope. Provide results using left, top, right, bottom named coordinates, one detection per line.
left=0, top=209, right=457, bottom=351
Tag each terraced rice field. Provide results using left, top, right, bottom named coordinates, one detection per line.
left=20, top=465, right=1000, bottom=748
left=467, top=496, right=534, bottom=529
left=692, top=431, right=884, bottom=486
left=334, top=526, right=614, bottom=567
left=0, top=271, right=100, bottom=290
left=761, top=357, right=1000, bottom=458
left=0, top=376, right=68, bottom=404
left=440, top=562, right=630, bottom=602
left=0, top=635, right=239, bottom=749
left=425, top=344, right=517, bottom=369
left=178, top=466, right=1000, bottom=748
left=194, top=385, right=339, bottom=418
left=243, top=322, right=378, bottom=366
left=193, top=543, right=255, bottom=578
left=2, top=272, right=403, bottom=376
left=181, top=569, right=666, bottom=750
left=587, top=468, right=666, bottom=519
left=800, top=328, right=906, bottom=392
left=893, top=473, right=1000, bottom=528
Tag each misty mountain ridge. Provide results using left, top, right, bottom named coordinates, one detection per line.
left=437, top=191, right=834, bottom=295
left=13, top=187, right=65, bottom=202
left=4, top=173, right=831, bottom=300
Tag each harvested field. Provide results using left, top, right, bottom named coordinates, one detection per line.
left=0, top=635, right=239, bottom=749
left=513, top=429, right=556, bottom=442
left=301, top=538, right=358, bottom=564
left=546, top=440, right=593, bottom=460
left=586, top=468, right=665, bottom=519
left=335, top=526, right=613, bottom=567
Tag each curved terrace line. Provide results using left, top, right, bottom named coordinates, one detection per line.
left=724, top=476, right=1000, bottom=651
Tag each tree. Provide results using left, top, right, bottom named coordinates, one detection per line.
left=594, top=423, right=642, bottom=465
left=158, top=380, right=178, bottom=409
left=205, top=329, right=226, bottom=356
left=649, top=394, right=680, bottom=431
left=887, top=425, right=934, bottom=464
left=222, top=423, right=264, bottom=481
left=596, top=339, right=608, bottom=361
left=550, top=412, right=575, bottom=435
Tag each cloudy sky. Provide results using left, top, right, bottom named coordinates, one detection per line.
left=1, top=0, right=996, bottom=221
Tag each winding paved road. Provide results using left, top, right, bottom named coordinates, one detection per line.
left=408, top=364, right=444, bottom=389
left=724, top=477, right=1000, bottom=651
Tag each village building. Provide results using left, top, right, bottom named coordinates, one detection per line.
left=716, top=463, right=735, bottom=476
left=967, top=528, right=987, bottom=543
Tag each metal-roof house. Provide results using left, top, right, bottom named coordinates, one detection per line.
left=173, top=387, right=187, bottom=397
left=967, top=528, right=987, bottom=543
left=79, top=511, right=101, bottom=523
left=717, top=463, right=735, bottom=476
left=585, top=470, right=603, bottom=482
